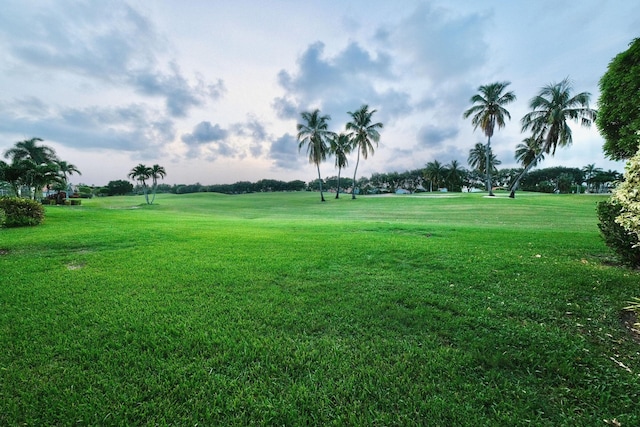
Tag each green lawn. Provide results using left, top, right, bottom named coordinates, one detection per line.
left=1, top=191, right=639, bottom=426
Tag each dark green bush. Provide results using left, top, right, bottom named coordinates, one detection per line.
left=597, top=199, right=640, bottom=267
left=0, top=197, right=45, bottom=228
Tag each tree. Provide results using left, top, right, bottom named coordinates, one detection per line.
left=598, top=38, right=640, bottom=160
left=106, top=180, right=134, bottom=196
left=515, top=136, right=545, bottom=170
left=4, top=137, right=56, bottom=165
left=509, top=78, right=596, bottom=198
left=149, top=164, right=167, bottom=204
left=468, top=143, right=501, bottom=175
left=582, top=163, right=602, bottom=192
left=297, top=109, right=332, bottom=202
left=346, top=104, right=383, bottom=199
left=424, top=160, right=446, bottom=192
left=444, top=160, right=466, bottom=192
left=329, top=133, right=352, bottom=198
left=128, top=164, right=152, bottom=204
left=3, top=137, right=61, bottom=200
left=463, top=82, right=516, bottom=196
left=56, top=160, right=81, bottom=184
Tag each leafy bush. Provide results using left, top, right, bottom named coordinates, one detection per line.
left=612, top=146, right=640, bottom=243
left=597, top=199, right=640, bottom=267
left=0, top=197, right=45, bottom=228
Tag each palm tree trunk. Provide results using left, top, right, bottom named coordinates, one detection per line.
left=316, top=163, right=325, bottom=202
left=352, top=150, right=361, bottom=199
left=486, top=136, right=494, bottom=196
left=335, top=168, right=341, bottom=199
left=150, top=180, right=157, bottom=205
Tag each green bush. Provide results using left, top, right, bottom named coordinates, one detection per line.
left=0, top=197, right=45, bottom=228
left=597, top=199, right=640, bottom=267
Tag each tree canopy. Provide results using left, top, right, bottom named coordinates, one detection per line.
left=598, top=38, right=640, bottom=161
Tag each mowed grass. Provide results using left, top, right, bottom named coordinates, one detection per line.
left=1, top=191, right=639, bottom=426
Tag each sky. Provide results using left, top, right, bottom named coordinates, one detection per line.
left=0, top=0, right=638, bottom=187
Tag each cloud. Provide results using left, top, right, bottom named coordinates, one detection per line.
left=0, top=98, right=174, bottom=153
left=275, top=41, right=411, bottom=124
left=181, top=121, right=228, bottom=145
left=269, top=133, right=302, bottom=170
left=0, top=0, right=224, bottom=118
left=132, top=65, right=226, bottom=117
left=416, top=125, right=460, bottom=148
left=375, top=3, right=490, bottom=80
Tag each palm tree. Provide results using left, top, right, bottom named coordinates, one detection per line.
left=128, top=164, right=152, bottom=204
left=56, top=160, right=81, bottom=184
left=346, top=104, right=383, bottom=199
left=509, top=78, right=596, bottom=198
left=4, top=137, right=57, bottom=164
left=582, top=163, right=602, bottom=192
left=329, top=133, right=351, bottom=199
left=444, top=160, right=466, bottom=192
left=149, top=164, right=167, bottom=204
left=297, top=109, right=332, bottom=202
left=514, top=136, right=545, bottom=170
left=468, top=143, right=501, bottom=175
left=424, top=160, right=446, bottom=192
left=3, top=138, right=61, bottom=200
left=463, top=82, right=516, bottom=196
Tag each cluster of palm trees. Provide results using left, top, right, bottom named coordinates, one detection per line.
left=296, top=104, right=383, bottom=202
left=464, top=78, right=596, bottom=198
left=128, top=164, right=167, bottom=205
left=0, top=137, right=81, bottom=200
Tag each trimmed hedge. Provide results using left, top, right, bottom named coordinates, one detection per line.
left=0, top=197, right=45, bottom=228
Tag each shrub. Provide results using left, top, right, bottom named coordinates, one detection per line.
left=597, top=199, right=640, bottom=267
left=0, top=197, right=45, bottom=228
left=612, top=146, right=640, bottom=243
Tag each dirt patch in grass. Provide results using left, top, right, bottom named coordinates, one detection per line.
left=66, top=262, right=86, bottom=270
left=620, top=310, right=640, bottom=344
left=0, top=248, right=9, bottom=256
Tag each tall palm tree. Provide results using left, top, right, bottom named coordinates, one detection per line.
left=297, top=109, right=332, bottom=202
left=329, top=133, right=351, bottom=199
left=514, top=136, right=545, bottom=170
left=424, top=160, right=446, bottom=192
left=468, top=143, right=501, bottom=175
left=463, top=82, right=516, bottom=196
left=346, top=104, right=383, bottom=199
left=149, top=164, right=167, bottom=205
left=128, top=164, right=152, bottom=204
left=509, top=78, right=596, bottom=198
